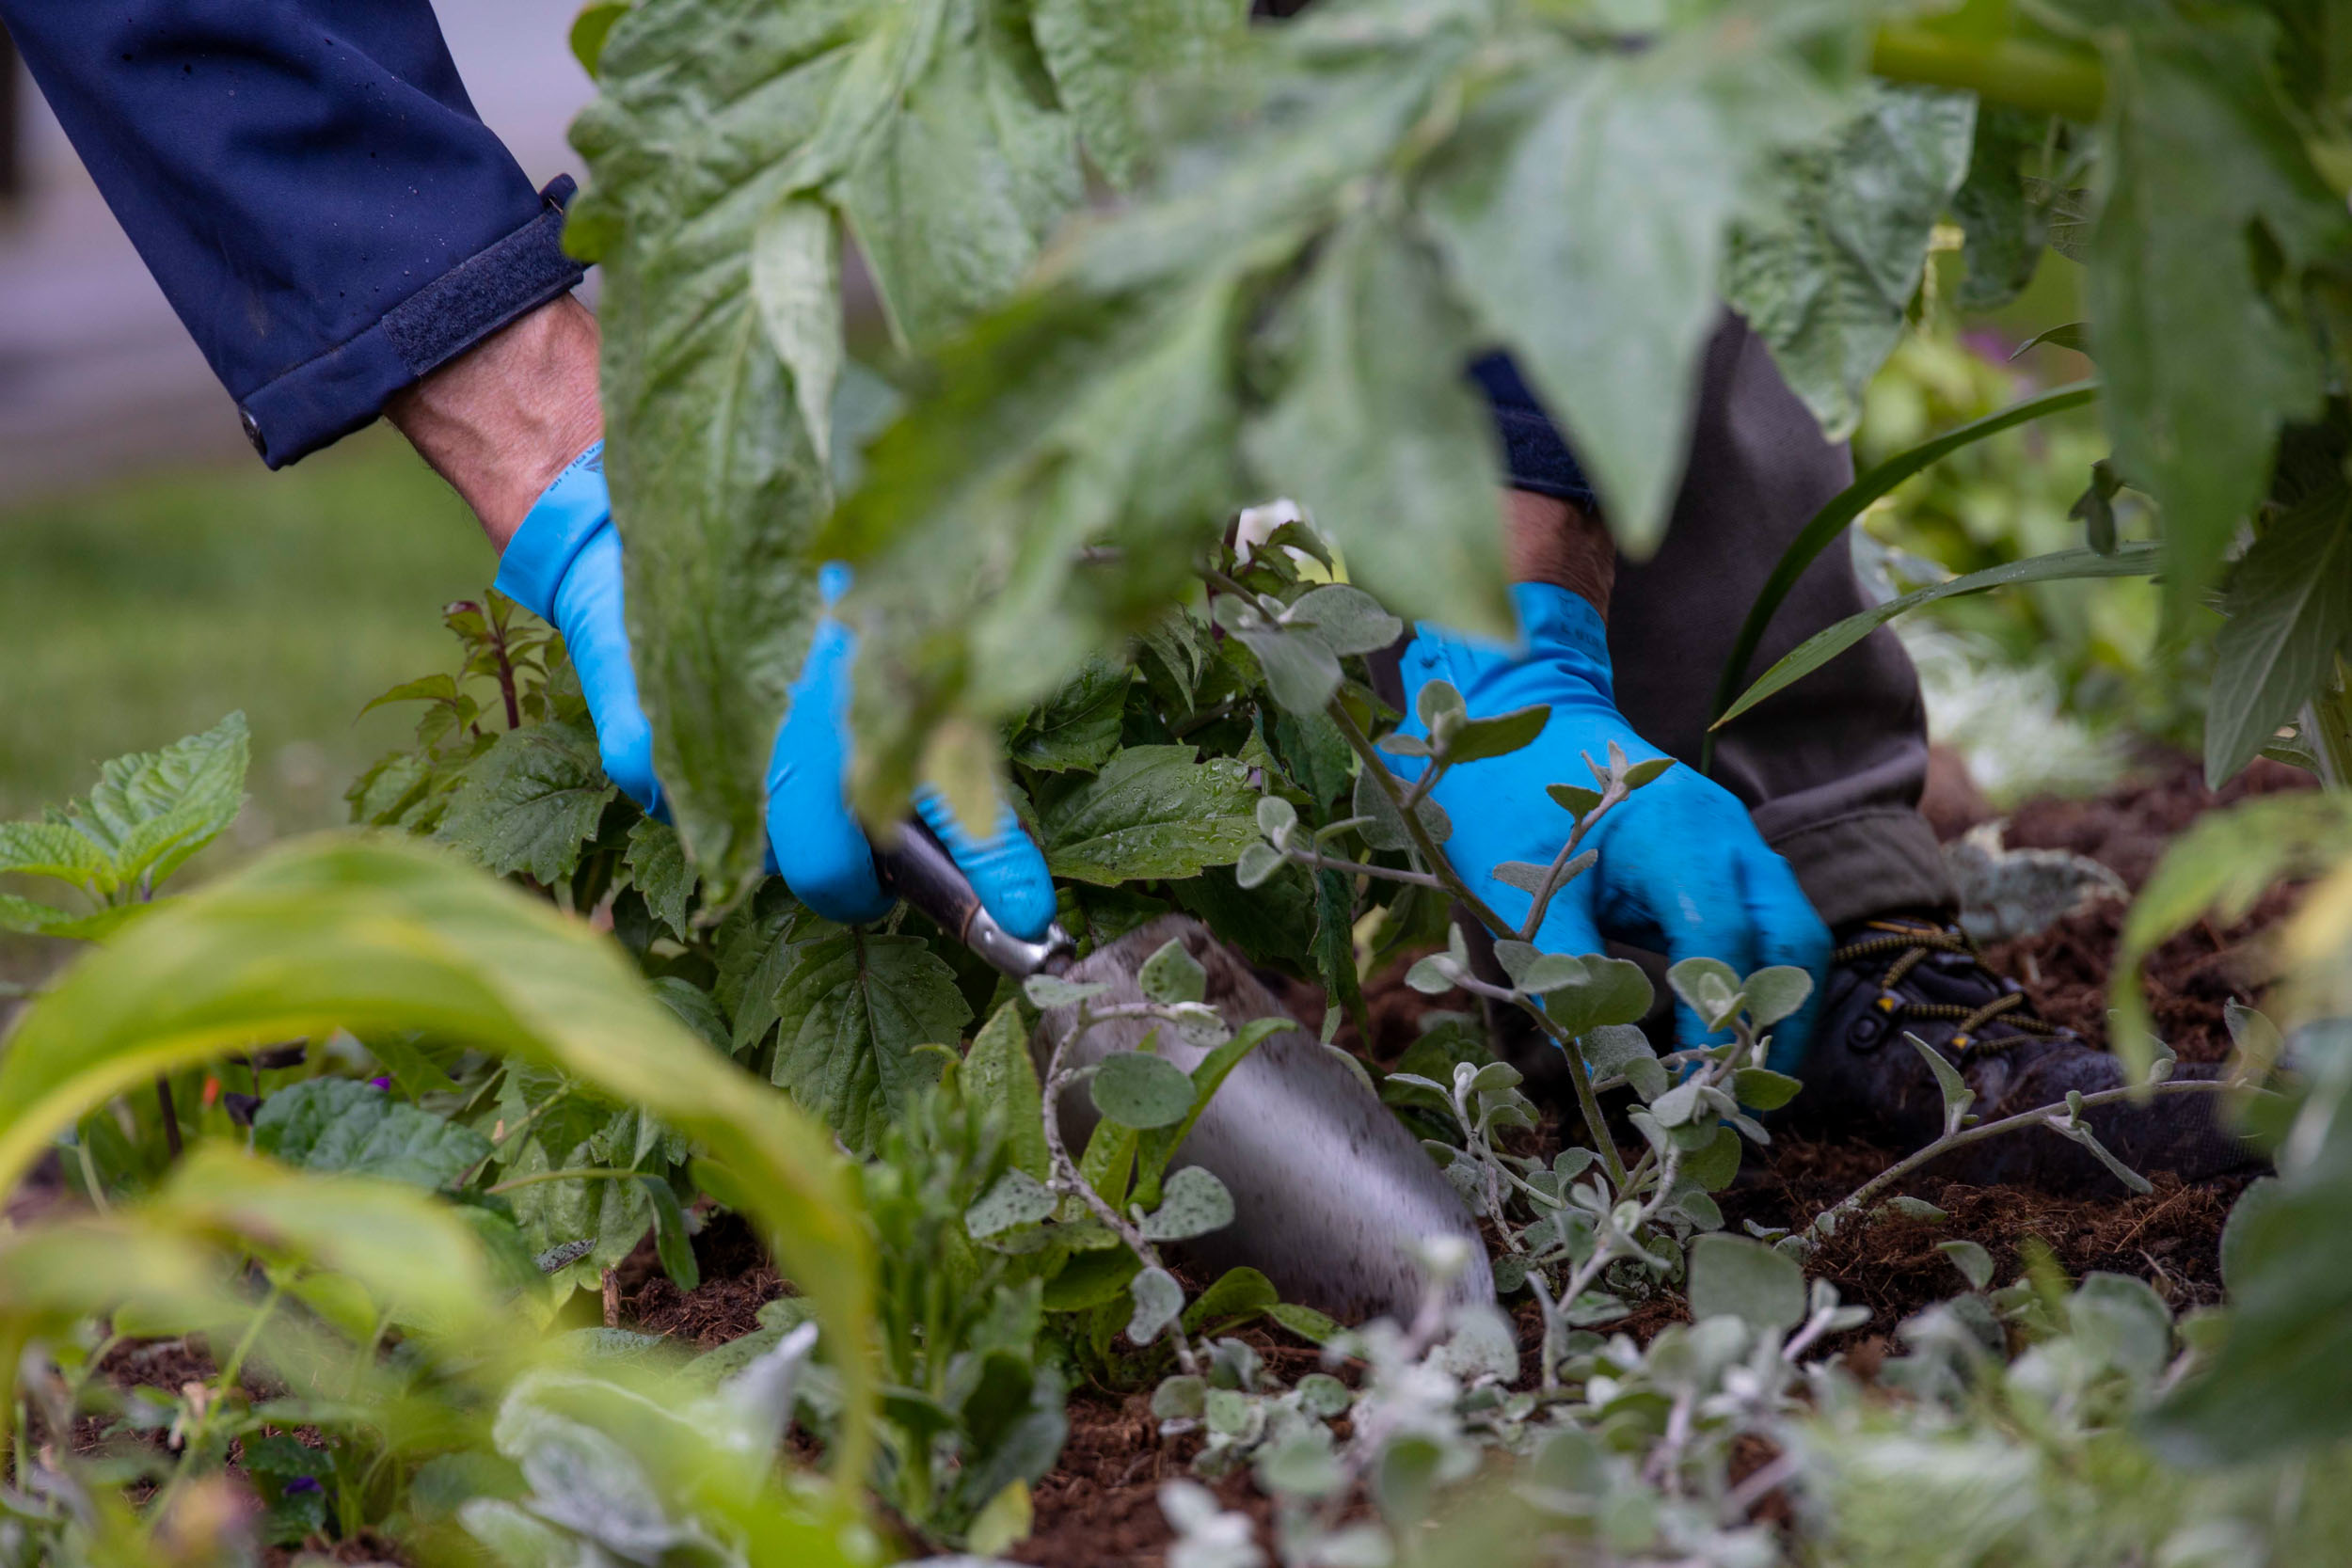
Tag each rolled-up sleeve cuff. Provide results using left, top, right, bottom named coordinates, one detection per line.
left=1466, top=351, right=1598, bottom=511
left=236, top=177, right=589, bottom=468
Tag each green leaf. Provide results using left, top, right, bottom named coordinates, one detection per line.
left=1442, top=705, right=1551, bottom=766
left=1716, top=544, right=2159, bottom=727
left=567, top=0, right=836, bottom=901
left=1424, top=13, right=1851, bottom=553
left=252, top=1078, right=492, bottom=1190
left=965, top=1000, right=1052, bottom=1181
left=624, top=817, right=696, bottom=942
left=1030, top=0, right=1247, bottom=187
left=1009, top=659, right=1131, bottom=773
left=641, top=1174, right=702, bottom=1292
left=750, top=198, right=843, bottom=469
left=1938, top=1238, right=1994, bottom=1291
left=1740, top=965, right=1815, bottom=1029
left=1243, top=211, right=1511, bottom=637
left=1137, top=937, right=1208, bottom=1006
left=1126, top=1265, right=1184, bottom=1344
left=837, top=2, right=1081, bottom=346
left=1351, top=766, right=1452, bottom=853
left=1666, top=957, right=1743, bottom=1033
left=2017, top=321, right=2092, bottom=359
left=1040, top=746, right=1260, bottom=884
left=1685, top=1233, right=1805, bottom=1335
left=569, top=1, right=630, bottom=79
left=1731, top=1069, right=1804, bottom=1112
left=1726, top=85, right=1977, bottom=440
left=0, top=894, right=143, bottom=942
left=1138, top=1164, right=1233, bottom=1242
left=1266, top=1300, right=1340, bottom=1346
left=1287, top=585, right=1405, bottom=659
left=966, top=1168, right=1058, bottom=1239
left=1181, top=1265, right=1279, bottom=1333
left=649, top=976, right=732, bottom=1055
left=2111, top=793, right=2352, bottom=1075
left=2077, top=2, right=2349, bottom=617
left=1226, top=613, right=1344, bottom=716
left=1090, top=1051, right=1196, bottom=1131
left=437, top=718, right=618, bottom=885
left=1703, top=378, right=2100, bottom=756
left=2205, top=437, right=2352, bottom=784
left=1906, top=1032, right=1976, bottom=1136
left=68, top=711, right=250, bottom=893
left=764, top=929, right=974, bottom=1156
left=1951, top=104, right=2053, bottom=313
left=0, top=822, right=107, bottom=889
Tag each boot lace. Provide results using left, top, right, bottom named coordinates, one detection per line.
left=1832, top=920, right=2066, bottom=1056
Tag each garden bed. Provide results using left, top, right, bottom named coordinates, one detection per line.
left=47, top=749, right=2302, bottom=1566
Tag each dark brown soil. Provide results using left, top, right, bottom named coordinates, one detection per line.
left=57, top=750, right=2309, bottom=1565
left=1980, top=749, right=2312, bottom=1062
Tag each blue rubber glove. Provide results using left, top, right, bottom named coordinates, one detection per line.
left=495, top=444, right=1057, bottom=939
left=1386, top=582, right=1831, bottom=1057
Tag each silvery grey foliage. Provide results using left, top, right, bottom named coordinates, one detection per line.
left=460, top=1326, right=821, bottom=1568
left=1942, top=821, right=2126, bottom=943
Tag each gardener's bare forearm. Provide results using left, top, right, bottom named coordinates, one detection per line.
left=385, top=295, right=604, bottom=552
left=1505, top=488, right=1613, bottom=618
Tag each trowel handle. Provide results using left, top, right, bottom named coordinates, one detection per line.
left=873, top=817, right=1075, bottom=979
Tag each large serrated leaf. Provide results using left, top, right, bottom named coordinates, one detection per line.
left=1244, top=210, right=1511, bottom=638
left=763, top=930, right=974, bottom=1156
left=1039, top=746, right=1258, bottom=884
left=66, top=711, right=249, bottom=892
left=837, top=0, right=1082, bottom=346
left=1423, top=15, right=1851, bottom=554
left=2081, top=3, right=2349, bottom=619
left=1009, top=658, right=1131, bottom=773
left=1724, top=85, right=1976, bottom=441
left=437, top=719, right=617, bottom=886
left=252, top=1079, right=494, bottom=1190
left=1030, top=0, right=1247, bottom=187
left=2205, top=436, right=2352, bottom=785
left=567, top=0, right=840, bottom=902
left=623, top=818, right=696, bottom=942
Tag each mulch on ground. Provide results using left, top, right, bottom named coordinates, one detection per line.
left=40, top=747, right=2305, bottom=1564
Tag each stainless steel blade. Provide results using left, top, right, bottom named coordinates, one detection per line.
left=1038, top=914, right=1494, bottom=1323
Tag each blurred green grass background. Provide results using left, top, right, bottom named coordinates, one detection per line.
left=0, top=429, right=489, bottom=837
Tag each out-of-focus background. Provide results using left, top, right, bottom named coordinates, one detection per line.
left=0, top=3, right=595, bottom=837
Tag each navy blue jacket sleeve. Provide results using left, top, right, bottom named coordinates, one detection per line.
left=0, top=1, right=586, bottom=467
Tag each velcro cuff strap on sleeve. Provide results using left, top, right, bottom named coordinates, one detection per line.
left=494, top=442, right=611, bottom=621
left=236, top=177, right=590, bottom=468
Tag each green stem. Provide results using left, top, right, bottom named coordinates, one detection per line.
left=1806, top=1078, right=2246, bottom=1238
left=485, top=1164, right=637, bottom=1196
left=1869, top=24, right=2106, bottom=122
left=149, top=1281, right=283, bottom=1529
left=1325, top=699, right=1515, bottom=940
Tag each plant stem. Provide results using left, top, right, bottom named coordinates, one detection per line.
left=149, top=1280, right=283, bottom=1529
left=1806, top=1078, right=2247, bottom=1237
left=485, top=1164, right=638, bottom=1196
left=154, top=1076, right=182, bottom=1161
left=1325, top=698, right=1514, bottom=939
left=1281, top=846, right=1448, bottom=890
left=1038, top=1008, right=1200, bottom=1377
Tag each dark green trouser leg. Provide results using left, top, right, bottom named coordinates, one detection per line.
left=1608, top=314, right=1951, bottom=928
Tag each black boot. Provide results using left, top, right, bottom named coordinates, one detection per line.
left=1796, top=916, right=2260, bottom=1190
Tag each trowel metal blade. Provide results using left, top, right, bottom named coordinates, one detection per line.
left=1038, top=914, right=1494, bottom=1323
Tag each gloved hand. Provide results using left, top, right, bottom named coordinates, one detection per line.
left=1385, top=582, right=1831, bottom=1054
left=494, top=443, right=1057, bottom=938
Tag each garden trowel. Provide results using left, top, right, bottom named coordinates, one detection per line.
left=877, top=824, right=1493, bottom=1323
